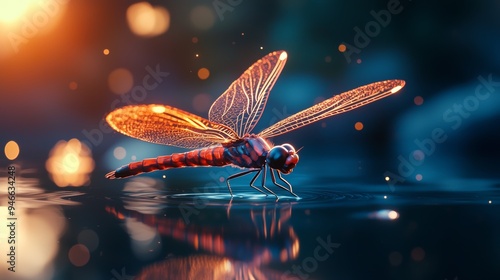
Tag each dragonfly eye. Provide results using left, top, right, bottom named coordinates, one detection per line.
left=266, top=146, right=288, bottom=169
left=281, top=143, right=296, bottom=153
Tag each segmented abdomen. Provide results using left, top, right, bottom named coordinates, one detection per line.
left=105, top=135, right=271, bottom=179
left=106, top=146, right=229, bottom=179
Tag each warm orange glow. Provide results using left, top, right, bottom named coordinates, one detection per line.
left=414, top=96, right=424, bottom=105
left=198, top=67, right=210, bottom=80
left=108, top=68, right=133, bottom=95
left=0, top=1, right=34, bottom=23
left=45, top=139, right=95, bottom=187
left=354, top=121, right=364, bottom=131
left=0, top=0, right=67, bottom=38
left=126, top=2, right=170, bottom=37
left=338, top=44, right=347, bottom=53
left=4, top=140, right=20, bottom=160
left=103, top=48, right=110, bottom=55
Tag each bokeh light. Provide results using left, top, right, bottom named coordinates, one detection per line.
left=126, top=2, right=170, bottom=37
left=415, top=174, right=423, bottom=181
left=113, top=146, right=127, bottom=160
left=45, top=138, right=95, bottom=187
left=68, top=244, right=90, bottom=267
left=190, top=5, right=215, bottom=30
left=77, top=229, right=99, bottom=252
left=69, top=81, right=78, bottom=90
left=389, top=251, right=403, bottom=266
left=388, top=210, right=399, bottom=220
left=411, top=247, right=425, bottom=262
left=108, top=68, right=133, bottom=95
left=197, top=67, right=210, bottom=80
left=192, top=93, right=211, bottom=113
left=413, top=150, right=425, bottom=161
left=354, top=121, right=364, bottom=131
left=414, top=96, right=424, bottom=105
left=338, top=44, right=346, bottom=53
left=103, top=48, right=110, bottom=55
left=4, top=140, right=20, bottom=160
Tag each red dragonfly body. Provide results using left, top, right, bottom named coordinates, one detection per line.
left=106, top=51, right=405, bottom=197
left=110, top=135, right=276, bottom=176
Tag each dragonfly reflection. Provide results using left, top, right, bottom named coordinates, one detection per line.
left=134, top=255, right=285, bottom=280
left=106, top=51, right=405, bottom=197
left=105, top=201, right=298, bottom=264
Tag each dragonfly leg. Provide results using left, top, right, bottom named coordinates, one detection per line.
left=227, top=169, right=266, bottom=196
left=272, top=170, right=298, bottom=198
left=248, top=168, right=268, bottom=195
left=259, top=164, right=278, bottom=199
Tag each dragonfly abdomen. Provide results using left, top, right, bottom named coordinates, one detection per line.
left=106, top=146, right=230, bottom=179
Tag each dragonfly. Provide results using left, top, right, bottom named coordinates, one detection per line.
left=105, top=50, right=405, bottom=198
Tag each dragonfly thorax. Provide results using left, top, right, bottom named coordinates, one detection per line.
left=266, top=143, right=299, bottom=174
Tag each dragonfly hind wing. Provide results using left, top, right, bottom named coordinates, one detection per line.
left=258, top=79, right=405, bottom=138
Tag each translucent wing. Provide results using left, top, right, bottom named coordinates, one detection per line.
left=106, top=104, right=240, bottom=149
left=258, top=80, right=405, bottom=138
left=209, top=50, right=288, bottom=137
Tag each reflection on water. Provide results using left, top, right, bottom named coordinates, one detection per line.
left=0, top=170, right=83, bottom=280
left=101, top=177, right=300, bottom=278
left=1, top=169, right=500, bottom=279
left=106, top=196, right=299, bottom=265
left=135, top=255, right=284, bottom=280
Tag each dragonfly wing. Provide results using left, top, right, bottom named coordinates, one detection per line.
left=106, top=104, right=240, bottom=149
left=258, top=80, right=405, bottom=138
left=209, top=50, right=288, bottom=137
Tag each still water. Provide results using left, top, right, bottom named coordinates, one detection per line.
left=1, top=165, right=500, bottom=280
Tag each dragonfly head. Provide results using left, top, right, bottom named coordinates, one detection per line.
left=266, top=143, right=299, bottom=174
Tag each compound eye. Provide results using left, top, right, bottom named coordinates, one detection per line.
left=267, top=146, right=288, bottom=169
left=281, top=143, right=295, bottom=153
